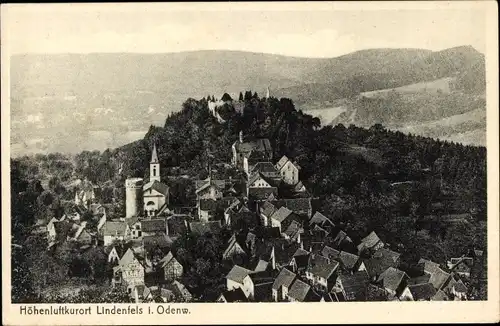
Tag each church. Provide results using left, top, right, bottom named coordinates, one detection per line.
left=142, top=144, right=170, bottom=217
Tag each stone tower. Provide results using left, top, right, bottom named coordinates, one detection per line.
left=125, top=177, right=143, bottom=218
left=150, top=143, right=160, bottom=183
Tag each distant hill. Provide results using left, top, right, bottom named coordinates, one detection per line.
left=10, top=46, right=486, bottom=156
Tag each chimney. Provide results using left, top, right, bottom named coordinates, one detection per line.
left=239, top=130, right=244, bottom=143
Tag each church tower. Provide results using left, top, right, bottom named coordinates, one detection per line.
left=150, top=143, right=161, bottom=183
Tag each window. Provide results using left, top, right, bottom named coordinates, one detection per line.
left=153, top=168, right=156, bottom=176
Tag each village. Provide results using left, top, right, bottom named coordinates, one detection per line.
left=40, top=93, right=484, bottom=304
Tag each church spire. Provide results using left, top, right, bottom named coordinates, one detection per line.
left=151, top=143, right=159, bottom=163
left=149, top=143, right=160, bottom=182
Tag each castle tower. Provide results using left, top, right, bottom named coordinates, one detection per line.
left=125, top=177, right=143, bottom=218
left=150, top=143, right=161, bottom=183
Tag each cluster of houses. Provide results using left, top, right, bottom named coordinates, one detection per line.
left=40, top=95, right=482, bottom=303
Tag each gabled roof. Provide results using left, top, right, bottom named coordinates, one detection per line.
left=199, top=198, right=218, bottom=211
left=143, top=180, right=169, bottom=197
left=271, top=198, right=312, bottom=216
left=189, top=221, right=222, bottom=235
left=276, top=155, right=290, bottom=171
left=102, top=221, right=128, bottom=237
left=338, top=251, right=360, bottom=270
left=428, top=267, right=451, bottom=290
left=167, top=280, right=192, bottom=301
left=364, top=248, right=401, bottom=278
left=233, top=138, right=273, bottom=157
left=248, top=172, right=273, bottom=187
left=288, top=279, right=311, bottom=301
left=308, top=254, right=339, bottom=280
left=321, top=246, right=340, bottom=260
left=309, top=211, right=334, bottom=227
left=259, top=201, right=277, bottom=217
left=251, top=162, right=279, bottom=175
left=143, top=235, right=172, bottom=250
left=118, top=248, right=141, bottom=267
left=332, top=230, right=353, bottom=247
left=141, top=219, right=166, bottom=233
left=226, top=265, right=252, bottom=284
left=431, top=289, right=450, bottom=301
left=358, top=231, right=383, bottom=251
left=283, top=220, right=301, bottom=239
left=408, top=273, right=431, bottom=285
left=159, top=251, right=180, bottom=268
left=248, top=187, right=278, bottom=200
left=407, top=283, right=437, bottom=301
left=270, top=206, right=294, bottom=223
left=418, top=258, right=441, bottom=275
left=338, top=271, right=370, bottom=300
left=219, top=288, right=248, bottom=302
left=378, top=267, right=407, bottom=293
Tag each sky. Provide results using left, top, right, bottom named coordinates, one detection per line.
left=3, top=2, right=488, bottom=58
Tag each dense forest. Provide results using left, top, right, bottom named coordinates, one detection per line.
left=11, top=92, right=487, bottom=301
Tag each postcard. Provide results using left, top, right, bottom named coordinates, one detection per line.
left=2, top=1, right=499, bottom=325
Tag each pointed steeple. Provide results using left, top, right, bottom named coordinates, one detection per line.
left=150, top=143, right=159, bottom=163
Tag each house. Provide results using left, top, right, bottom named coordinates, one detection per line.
left=331, top=230, right=354, bottom=251
left=102, top=221, right=130, bottom=246
left=164, top=281, right=192, bottom=302
left=142, top=235, right=172, bottom=252
left=247, top=187, right=279, bottom=202
left=142, top=286, right=174, bottom=303
left=217, top=288, right=248, bottom=303
left=225, top=206, right=258, bottom=230
left=287, top=279, right=313, bottom=302
left=309, top=212, right=334, bottom=228
left=282, top=220, right=302, bottom=242
left=232, top=131, right=273, bottom=171
left=447, top=257, right=474, bottom=278
left=195, top=178, right=226, bottom=201
left=108, top=245, right=127, bottom=264
left=337, top=251, right=364, bottom=274
left=334, top=271, right=370, bottom=301
left=97, top=214, right=107, bottom=233
left=250, top=162, right=281, bottom=180
left=244, top=151, right=273, bottom=175
left=442, top=275, right=468, bottom=300
left=189, top=221, right=222, bottom=236
left=127, top=217, right=142, bottom=239
left=74, top=180, right=97, bottom=206
left=272, top=267, right=296, bottom=301
left=289, top=248, right=310, bottom=273
left=400, top=283, right=437, bottom=301
left=294, top=181, right=307, bottom=193
left=223, top=234, right=249, bottom=261
left=71, top=223, right=93, bottom=245
left=431, top=289, right=450, bottom=301
left=159, top=252, right=183, bottom=281
left=197, top=199, right=218, bottom=222
left=141, top=218, right=167, bottom=237
left=276, top=155, right=301, bottom=186
left=363, top=248, right=401, bottom=280
left=226, top=265, right=254, bottom=299
left=270, top=198, right=313, bottom=219
left=418, top=258, right=451, bottom=290
left=112, top=248, right=145, bottom=293
left=377, top=267, right=409, bottom=297
left=321, top=246, right=340, bottom=260
left=257, top=201, right=278, bottom=227
left=269, top=206, right=302, bottom=234
left=305, top=254, right=339, bottom=291
left=357, top=231, right=384, bottom=253
left=143, top=144, right=169, bottom=217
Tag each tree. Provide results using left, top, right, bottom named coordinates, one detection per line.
left=238, top=92, right=244, bottom=101
left=221, top=93, right=232, bottom=102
